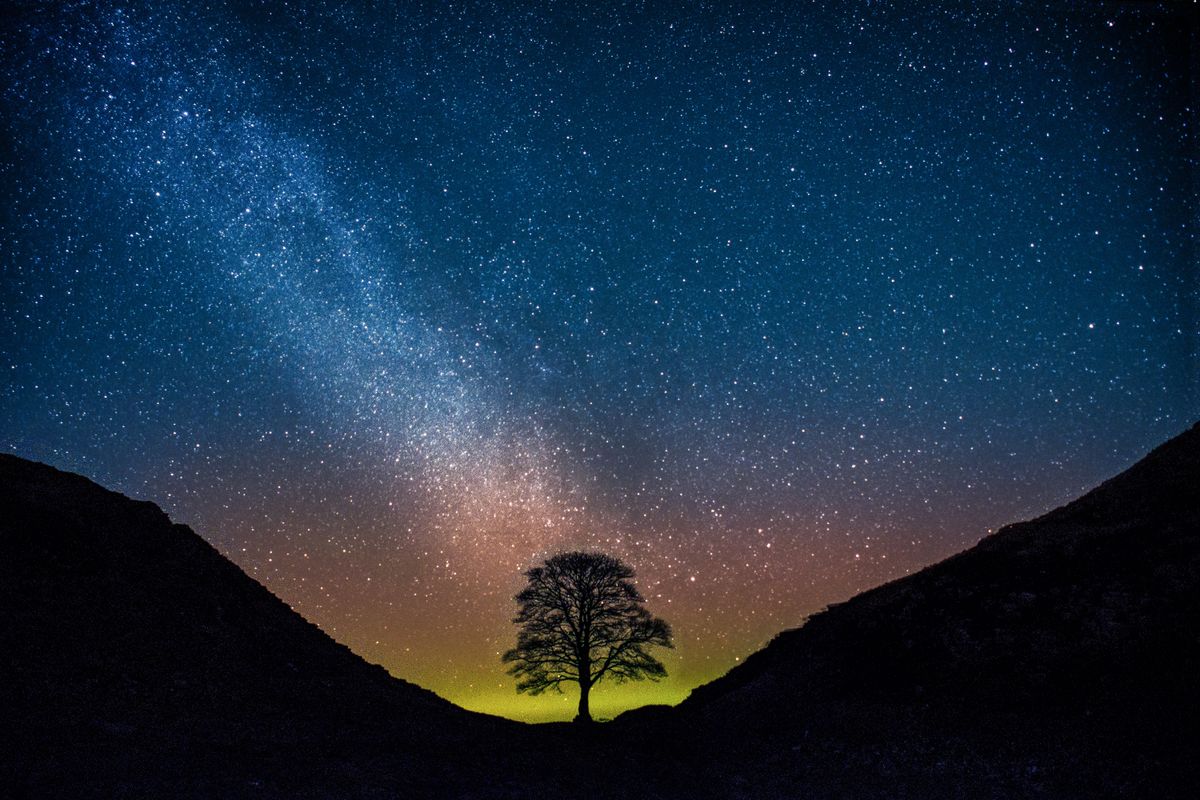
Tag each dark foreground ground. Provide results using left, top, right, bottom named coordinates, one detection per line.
left=2, top=423, right=1198, bottom=798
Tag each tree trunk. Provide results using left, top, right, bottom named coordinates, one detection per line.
left=575, top=680, right=592, bottom=723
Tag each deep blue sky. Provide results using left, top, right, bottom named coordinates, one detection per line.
left=2, top=0, right=1195, bottom=719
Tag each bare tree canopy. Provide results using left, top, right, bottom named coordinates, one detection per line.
left=502, top=551, right=674, bottom=722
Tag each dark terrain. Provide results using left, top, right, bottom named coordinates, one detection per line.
left=2, top=422, right=1198, bottom=798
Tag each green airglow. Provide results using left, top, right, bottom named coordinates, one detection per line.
left=451, top=679, right=694, bottom=723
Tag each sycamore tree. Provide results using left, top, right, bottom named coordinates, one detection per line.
left=502, top=551, right=673, bottom=722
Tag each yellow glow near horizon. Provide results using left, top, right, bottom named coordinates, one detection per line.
left=450, top=680, right=693, bottom=723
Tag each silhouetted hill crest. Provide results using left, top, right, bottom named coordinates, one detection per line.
left=675, top=423, right=1199, bottom=734
left=0, top=452, right=459, bottom=725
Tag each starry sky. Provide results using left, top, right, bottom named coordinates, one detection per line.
left=1, top=0, right=1196, bottom=721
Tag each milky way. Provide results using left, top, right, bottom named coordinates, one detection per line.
left=2, top=1, right=1195, bottom=720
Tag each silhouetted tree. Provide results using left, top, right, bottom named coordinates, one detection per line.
left=502, top=551, right=673, bottom=723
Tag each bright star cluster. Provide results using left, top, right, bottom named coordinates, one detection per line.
left=2, top=1, right=1195, bottom=721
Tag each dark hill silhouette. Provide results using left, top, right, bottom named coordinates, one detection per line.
left=2, top=422, right=1198, bottom=798
left=619, top=421, right=1200, bottom=797
left=0, top=454, right=539, bottom=798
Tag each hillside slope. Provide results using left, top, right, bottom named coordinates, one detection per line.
left=647, top=422, right=1200, bottom=797
left=0, top=454, right=526, bottom=798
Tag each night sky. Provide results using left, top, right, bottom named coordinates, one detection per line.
left=2, top=1, right=1195, bottom=721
